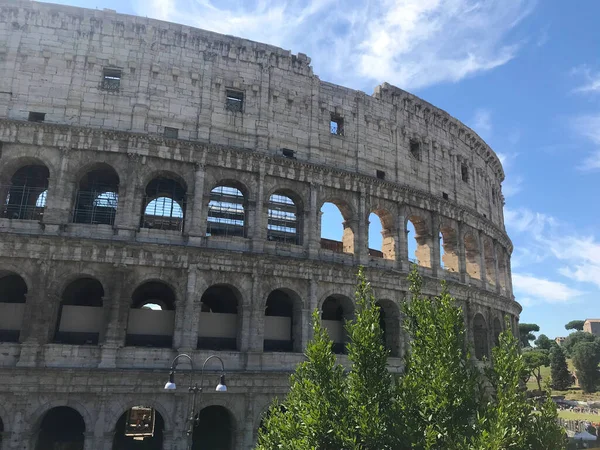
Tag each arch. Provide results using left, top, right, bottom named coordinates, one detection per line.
left=473, top=313, right=489, bottom=360
left=493, top=317, right=502, bottom=347
left=264, top=288, right=303, bottom=353
left=439, top=223, right=459, bottom=272
left=53, top=278, right=104, bottom=345
left=34, top=406, right=86, bottom=450
left=406, top=214, right=432, bottom=268
left=112, top=407, right=165, bottom=450
left=368, top=209, right=395, bottom=260
left=1, top=164, right=49, bottom=221
left=0, top=273, right=28, bottom=342
left=483, top=237, right=496, bottom=286
left=192, top=405, right=236, bottom=450
left=126, top=282, right=176, bottom=348
left=464, top=232, right=481, bottom=280
left=140, top=176, right=187, bottom=232
left=320, top=199, right=354, bottom=254
left=321, top=294, right=354, bottom=354
left=207, top=183, right=247, bottom=238
left=376, top=299, right=401, bottom=357
left=73, top=163, right=120, bottom=225
left=198, top=284, right=241, bottom=351
left=267, top=190, right=301, bottom=245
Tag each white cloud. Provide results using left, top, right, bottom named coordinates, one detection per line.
left=504, top=207, right=556, bottom=236
left=471, top=109, right=492, bottom=137
left=512, top=273, right=584, bottom=305
left=572, top=65, right=600, bottom=95
left=133, top=0, right=536, bottom=91
left=502, top=175, right=523, bottom=198
left=570, top=115, right=600, bottom=171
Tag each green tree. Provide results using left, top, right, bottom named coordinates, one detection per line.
left=470, top=321, right=567, bottom=450
left=519, top=323, right=540, bottom=347
left=523, top=349, right=550, bottom=391
left=534, top=333, right=554, bottom=350
left=565, top=320, right=585, bottom=331
left=550, top=345, right=573, bottom=391
left=571, top=341, right=600, bottom=393
left=563, top=331, right=598, bottom=357
left=398, top=269, right=482, bottom=449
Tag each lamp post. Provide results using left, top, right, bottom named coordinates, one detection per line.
left=164, top=354, right=228, bottom=444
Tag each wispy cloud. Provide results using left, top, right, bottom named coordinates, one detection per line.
left=572, top=65, right=600, bottom=95
left=570, top=114, right=600, bottom=171
left=471, top=108, right=492, bottom=137
left=512, top=273, right=584, bottom=305
left=133, top=0, right=536, bottom=91
left=502, top=175, right=523, bottom=197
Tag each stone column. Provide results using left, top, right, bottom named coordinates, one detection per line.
left=178, top=266, right=199, bottom=351
left=397, top=208, right=408, bottom=270
left=306, top=278, right=319, bottom=343
left=431, top=213, right=441, bottom=277
left=356, top=191, right=368, bottom=264
left=42, top=147, right=72, bottom=230
left=247, top=270, right=264, bottom=353
left=457, top=221, right=467, bottom=283
left=478, top=231, right=487, bottom=290
left=114, top=154, right=141, bottom=238
left=307, top=183, right=320, bottom=259
left=186, top=161, right=207, bottom=244
left=99, top=269, right=129, bottom=369
left=493, top=240, right=500, bottom=294
left=251, top=165, right=266, bottom=252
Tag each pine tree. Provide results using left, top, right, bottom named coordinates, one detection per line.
left=550, top=345, right=573, bottom=391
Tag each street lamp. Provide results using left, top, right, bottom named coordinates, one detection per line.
left=164, top=354, right=228, bottom=438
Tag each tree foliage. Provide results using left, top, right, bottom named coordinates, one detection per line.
left=534, top=333, right=554, bottom=350
left=522, top=349, right=550, bottom=391
left=565, top=320, right=585, bottom=331
left=550, top=345, right=574, bottom=391
left=571, top=340, right=600, bottom=393
left=563, top=331, right=598, bottom=357
left=519, top=323, right=540, bottom=347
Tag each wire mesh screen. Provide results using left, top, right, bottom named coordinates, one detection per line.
left=73, top=190, right=118, bottom=225
left=142, top=197, right=185, bottom=232
left=267, top=194, right=299, bottom=244
left=207, top=186, right=246, bottom=237
left=1, top=186, right=47, bottom=220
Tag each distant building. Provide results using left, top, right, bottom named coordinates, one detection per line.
left=555, top=336, right=566, bottom=345
left=583, top=319, right=600, bottom=336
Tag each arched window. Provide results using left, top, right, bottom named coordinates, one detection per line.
left=54, top=278, right=104, bottom=345
left=193, top=406, right=235, bottom=450
left=1, top=164, right=49, bottom=221
left=113, top=407, right=164, bottom=449
left=406, top=215, right=432, bottom=268
left=141, top=177, right=186, bottom=232
left=35, top=407, right=85, bottom=450
left=320, top=201, right=354, bottom=254
left=264, top=289, right=301, bottom=352
left=483, top=237, right=496, bottom=286
left=73, top=165, right=119, bottom=225
left=377, top=299, right=401, bottom=357
left=126, top=282, right=176, bottom=348
left=321, top=295, right=354, bottom=354
left=368, top=210, right=395, bottom=260
left=267, top=192, right=299, bottom=244
left=198, top=285, right=240, bottom=350
left=473, top=313, right=488, bottom=360
left=464, top=232, right=481, bottom=280
left=0, top=273, right=28, bottom=342
left=439, top=225, right=459, bottom=272
left=207, top=185, right=246, bottom=237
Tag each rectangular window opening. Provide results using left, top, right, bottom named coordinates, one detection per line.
left=226, top=89, right=244, bottom=113
left=442, top=192, right=449, bottom=200
left=28, top=112, right=45, bottom=123
left=102, top=68, right=122, bottom=91
left=330, top=114, right=344, bottom=136
left=164, top=127, right=179, bottom=139
left=410, top=139, right=421, bottom=160
left=282, top=148, right=296, bottom=159
left=461, top=164, right=469, bottom=183
left=376, top=170, right=385, bottom=180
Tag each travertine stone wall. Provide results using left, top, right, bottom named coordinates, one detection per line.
left=0, top=1, right=519, bottom=449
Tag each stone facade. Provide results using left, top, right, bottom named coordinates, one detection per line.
left=0, top=1, right=520, bottom=449
left=583, top=319, right=600, bottom=336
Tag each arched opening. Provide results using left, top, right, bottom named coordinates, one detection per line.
left=192, top=405, right=235, bottom=450
left=126, top=282, right=176, bottom=348
left=54, top=278, right=104, bottom=345
left=73, top=165, right=119, bottom=225
left=368, top=210, right=395, bottom=260
left=464, top=232, right=481, bottom=280
left=406, top=215, right=432, bottom=268
left=321, top=295, right=354, bottom=354
left=483, top=237, right=496, bottom=286
left=141, top=177, right=186, bottom=232
left=207, top=185, right=246, bottom=238
left=35, top=406, right=85, bottom=450
left=376, top=300, right=401, bottom=357
left=320, top=201, right=354, bottom=254
left=264, top=289, right=302, bottom=353
left=0, top=273, right=27, bottom=342
left=473, top=313, right=489, bottom=360
left=1, top=164, right=49, bottom=221
left=198, top=285, right=239, bottom=350
left=267, top=192, right=300, bottom=245
left=112, top=407, right=164, bottom=450
left=493, top=317, right=502, bottom=347
left=439, top=225, right=459, bottom=272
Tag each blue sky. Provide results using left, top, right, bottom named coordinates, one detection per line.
left=42, top=0, right=600, bottom=341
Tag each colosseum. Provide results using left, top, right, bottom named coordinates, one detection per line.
left=0, top=1, right=520, bottom=449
